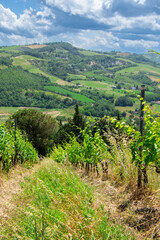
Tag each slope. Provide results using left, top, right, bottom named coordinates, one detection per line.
left=0, top=158, right=135, bottom=239
left=0, top=42, right=160, bottom=121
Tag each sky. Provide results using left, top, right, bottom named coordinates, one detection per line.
left=0, top=0, right=160, bottom=53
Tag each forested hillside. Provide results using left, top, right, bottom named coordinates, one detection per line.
left=0, top=42, right=160, bottom=122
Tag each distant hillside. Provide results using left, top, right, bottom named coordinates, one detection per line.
left=0, top=42, right=160, bottom=121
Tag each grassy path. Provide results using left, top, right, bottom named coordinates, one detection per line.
left=77, top=169, right=160, bottom=240
left=0, top=163, right=40, bottom=220
left=0, top=159, right=159, bottom=239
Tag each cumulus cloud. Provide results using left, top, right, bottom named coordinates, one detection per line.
left=0, top=0, right=160, bottom=53
left=71, top=30, right=120, bottom=51
left=55, top=29, right=159, bottom=53
left=0, top=4, right=56, bottom=37
left=41, top=0, right=160, bottom=35
left=122, top=39, right=159, bottom=48
left=45, top=0, right=112, bottom=16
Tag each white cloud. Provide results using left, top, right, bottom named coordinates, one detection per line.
left=45, top=0, right=112, bottom=16
left=0, top=4, right=56, bottom=37
left=58, top=29, right=159, bottom=53
left=134, top=0, right=146, bottom=5
left=0, top=4, right=18, bottom=30
left=122, top=39, right=159, bottom=50
left=43, top=0, right=160, bottom=35
left=0, top=1, right=160, bottom=53
left=58, top=30, right=120, bottom=51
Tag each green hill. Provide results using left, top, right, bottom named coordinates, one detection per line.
left=0, top=42, right=160, bottom=121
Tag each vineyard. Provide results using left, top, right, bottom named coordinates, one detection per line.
left=50, top=101, right=160, bottom=188
left=0, top=123, right=38, bottom=171
left=0, top=95, right=160, bottom=238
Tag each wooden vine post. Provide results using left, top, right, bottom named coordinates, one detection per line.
left=138, top=85, right=148, bottom=188
left=13, top=117, right=17, bottom=166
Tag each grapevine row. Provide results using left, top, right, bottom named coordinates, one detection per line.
left=0, top=124, right=38, bottom=171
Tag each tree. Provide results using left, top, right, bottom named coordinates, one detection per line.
left=7, top=109, right=58, bottom=155
left=115, top=96, right=134, bottom=106
left=53, top=104, right=86, bottom=145
left=72, top=104, right=86, bottom=135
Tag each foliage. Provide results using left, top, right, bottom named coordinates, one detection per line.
left=0, top=124, right=38, bottom=171
left=8, top=109, right=58, bottom=155
left=53, top=120, right=74, bottom=146
left=0, top=56, right=12, bottom=67
left=82, top=99, right=118, bottom=118
left=111, top=103, right=160, bottom=171
left=51, top=118, right=109, bottom=168
left=115, top=95, right=134, bottom=106
left=72, top=103, right=86, bottom=135
left=53, top=104, right=86, bottom=145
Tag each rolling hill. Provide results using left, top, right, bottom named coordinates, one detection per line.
left=0, top=42, right=160, bottom=122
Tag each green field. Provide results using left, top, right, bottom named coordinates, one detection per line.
left=153, top=104, right=160, bottom=112
left=0, top=42, right=160, bottom=118
left=0, top=65, right=8, bottom=70
left=29, top=68, right=59, bottom=83
left=79, top=50, right=105, bottom=56
left=13, top=56, right=33, bottom=69
left=0, top=45, right=21, bottom=52
left=83, top=71, right=113, bottom=83
left=66, top=73, right=87, bottom=81
left=0, top=107, right=19, bottom=114
left=45, top=86, right=94, bottom=103
left=12, top=55, right=60, bottom=83
left=0, top=52, right=11, bottom=57
left=117, top=63, right=160, bottom=75
left=74, top=80, right=110, bottom=89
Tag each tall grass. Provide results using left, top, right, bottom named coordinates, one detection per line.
left=0, top=159, right=134, bottom=239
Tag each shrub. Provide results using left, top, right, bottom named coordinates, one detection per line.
left=7, top=109, right=58, bottom=155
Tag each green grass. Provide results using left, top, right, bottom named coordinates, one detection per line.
left=45, top=86, right=94, bottom=103
left=153, top=104, right=160, bottom=112
left=0, top=52, right=11, bottom=57
left=12, top=55, right=59, bottom=83
left=79, top=50, right=105, bottom=56
left=0, top=45, right=21, bottom=52
left=117, top=63, right=160, bottom=75
left=0, top=107, right=19, bottom=114
left=29, top=68, right=60, bottom=83
left=0, top=159, right=135, bottom=239
left=83, top=71, right=113, bottom=83
left=115, top=106, right=135, bottom=112
left=0, top=65, right=8, bottom=70
left=74, top=80, right=110, bottom=89
left=66, top=73, right=87, bottom=80
left=22, top=55, right=42, bottom=60
left=12, top=56, right=33, bottom=70
left=103, top=89, right=126, bottom=97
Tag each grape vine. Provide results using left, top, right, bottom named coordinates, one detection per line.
left=0, top=124, right=38, bottom=171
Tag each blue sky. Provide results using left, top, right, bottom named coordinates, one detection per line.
left=0, top=0, right=160, bottom=53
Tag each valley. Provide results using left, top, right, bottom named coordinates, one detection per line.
left=0, top=42, right=160, bottom=123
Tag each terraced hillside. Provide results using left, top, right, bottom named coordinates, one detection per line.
left=0, top=42, right=160, bottom=121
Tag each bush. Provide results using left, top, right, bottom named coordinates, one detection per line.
left=7, top=109, right=58, bottom=155
left=115, top=96, right=134, bottom=106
